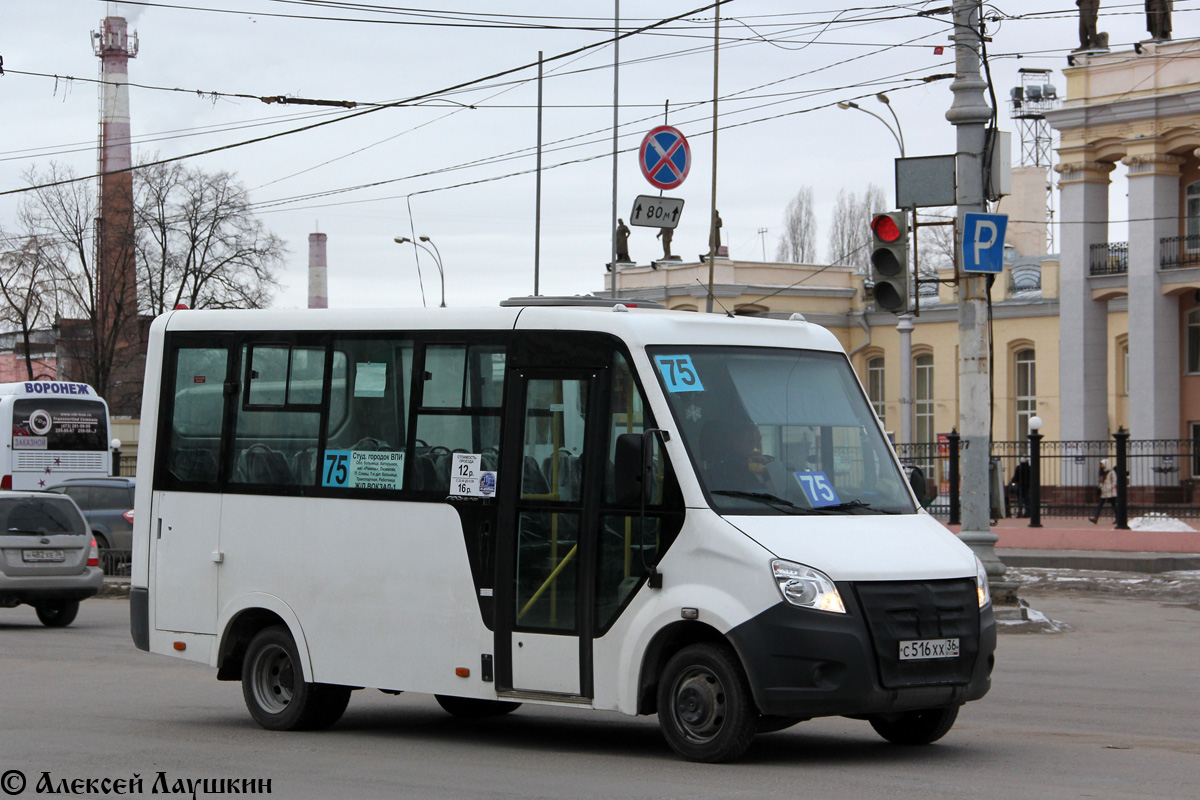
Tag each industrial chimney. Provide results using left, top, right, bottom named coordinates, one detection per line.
left=308, top=233, right=329, bottom=308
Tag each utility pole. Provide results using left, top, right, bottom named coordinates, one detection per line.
left=946, top=0, right=1014, bottom=601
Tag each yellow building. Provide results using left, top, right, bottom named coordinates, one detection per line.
left=605, top=34, right=1200, bottom=459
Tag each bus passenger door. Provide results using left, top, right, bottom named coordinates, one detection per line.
left=152, top=341, right=233, bottom=636
left=496, top=369, right=605, bottom=699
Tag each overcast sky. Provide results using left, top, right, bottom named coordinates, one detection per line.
left=0, top=1, right=1185, bottom=310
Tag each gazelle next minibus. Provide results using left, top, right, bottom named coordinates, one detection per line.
left=130, top=301, right=994, bottom=762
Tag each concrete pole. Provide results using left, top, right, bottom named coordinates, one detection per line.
left=307, top=233, right=328, bottom=309
left=946, top=0, right=1014, bottom=601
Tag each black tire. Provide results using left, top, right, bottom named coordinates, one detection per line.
left=241, top=626, right=351, bottom=731
left=36, top=600, right=80, bottom=628
left=657, top=643, right=758, bottom=763
left=434, top=695, right=521, bottom=718
left=757, top=715, right=806, bottom=734
left=869, top=705, right=959, bottom=745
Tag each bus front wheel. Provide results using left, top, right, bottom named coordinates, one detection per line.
left=242, top=625, right=351, bottom=731
left=657, top=643, right=757, bottom=762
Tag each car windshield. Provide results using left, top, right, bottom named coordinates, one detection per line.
left=648, top=346, right=915, bottom=516
left=0, top=497, right=87, bottom=536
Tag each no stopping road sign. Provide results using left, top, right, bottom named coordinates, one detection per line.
left=639, top=125, right=691, bottom=190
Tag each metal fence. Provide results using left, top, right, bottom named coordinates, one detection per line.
left=99, top=548, right=133, bottom=577
left=902, top=436, right=1199, bottom=521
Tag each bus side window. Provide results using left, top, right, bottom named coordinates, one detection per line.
left=320, top=339, right=413, bottom=491
left=166, top=347, right=230, bottom=484
left=229, top=345, right=323, bottom=488
left=412, top=343, right=505, bottom=495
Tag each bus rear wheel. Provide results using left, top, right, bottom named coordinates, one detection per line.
left=657, top=643, right=757, bottom=762
left=868, top=705, right=959, bottom=745
left=242, top=625, right=351, bottom=731
left=434, top=695, right=521, bottom=718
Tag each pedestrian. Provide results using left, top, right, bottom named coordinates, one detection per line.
left=1089, top=458, right=1117, bottom=524
left=1009, top=460, right=1031, bottom=517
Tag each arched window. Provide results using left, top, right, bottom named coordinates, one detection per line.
left=1014, top=348, right=1036, bottom=441
left=914, top=353, right=934, bottom=445
left=1188, top=309, right=1200, bottom=374
left=867, top=356, right=885, bottom=423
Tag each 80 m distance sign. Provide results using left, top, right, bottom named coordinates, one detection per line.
left=630, top=195, right=684, bottom=229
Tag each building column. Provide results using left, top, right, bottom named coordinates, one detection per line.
left=1124, top=152, right=1184, bottom=440
left=1054, top=159, right=1113, bottom=442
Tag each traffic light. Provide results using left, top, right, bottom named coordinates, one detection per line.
left=869, top=211, right=909, bottom=313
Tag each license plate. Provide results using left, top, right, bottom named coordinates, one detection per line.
left=899, top=638, right=960, bottom=661
left=22, top=549, right=65, bottom=563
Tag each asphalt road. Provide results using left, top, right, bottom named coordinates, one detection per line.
left=1, top=590, right=1196, bottom=800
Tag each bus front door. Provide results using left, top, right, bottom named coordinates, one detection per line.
left=496, top=370, right=606, bottom=699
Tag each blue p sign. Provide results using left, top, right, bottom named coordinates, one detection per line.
left=961, top=212, right=1008, bottom=274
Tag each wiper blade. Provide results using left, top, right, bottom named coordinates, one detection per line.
left=808, top=500, right=900, bottom=515
left=712, top=490, right=798, bottom=507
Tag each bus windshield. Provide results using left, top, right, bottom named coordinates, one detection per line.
left=648, top=346, right=914, bottom=516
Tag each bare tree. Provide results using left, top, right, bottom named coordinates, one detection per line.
left=915, top=207, right=956, bottom=277
left=0, top=230, right=57, bottom=380
left=827, top=184, right=886, bottom=272
left=774, top=187, right=818, bottom=263
left=15, top=163, right=140, bottom=405
left=135, top=161, right=284, bottom=314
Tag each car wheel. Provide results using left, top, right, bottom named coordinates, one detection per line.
left=657, top=643, right=757, bottom=762
left=868, top=706, right=959, bottom=745
left=36, top=600, right=80, bottom=628
left=434, top=695, right=521, bottom=718
left=241, top=625, right=351, bottom=731
left=92, top=532, right=111, bottom=550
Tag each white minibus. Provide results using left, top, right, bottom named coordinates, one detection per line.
left=0, top=381, right=113, bottom=490
left=130, top=301, right=994, bottom=762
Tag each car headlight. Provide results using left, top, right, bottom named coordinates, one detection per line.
left=771, top=560, right=846, bottom=614
left=975, top=555, right=991, bottom=609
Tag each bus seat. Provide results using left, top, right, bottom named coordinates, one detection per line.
left=292, top=448, right=319, bottom=485
left=542, top=450, right=582, bottom=501
left=235, top=444, right=295, bottom=485
left=522, top=455, right=550, bottom=496
left=170, top=448, right=219, bottom=482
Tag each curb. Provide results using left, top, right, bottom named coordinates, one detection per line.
left=99, top=578, right=131, bottom=599
left=998, top=548, right=1200, bottom=573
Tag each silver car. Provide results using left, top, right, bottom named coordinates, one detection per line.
left=0, top=492, right=103, bottom=627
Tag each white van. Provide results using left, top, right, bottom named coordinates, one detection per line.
left=130, top=301, right=994, bottom=762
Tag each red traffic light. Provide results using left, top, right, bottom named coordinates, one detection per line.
left=871, top=214, right=902, bottom=243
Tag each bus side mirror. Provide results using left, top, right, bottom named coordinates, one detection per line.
left=904, top=465, right=928, bottom=507
left=614, top=433, right=646, bottom=507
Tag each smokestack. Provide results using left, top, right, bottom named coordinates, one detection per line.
left=308, top=233, right=329, bottom=308
left=92, top=16, right=138, bottom=338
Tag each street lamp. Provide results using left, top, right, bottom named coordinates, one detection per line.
left=394, top=236, right=446, bottom=308
left=837, top=97, right=905, bottom=157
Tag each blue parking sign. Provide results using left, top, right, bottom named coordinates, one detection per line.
left=961, top=213, right=1008, bottom=274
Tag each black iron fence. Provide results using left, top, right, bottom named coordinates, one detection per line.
left=900, top=432, right=1199, bottom=523
left=99, top=548, right=133, bottom=577
left=1160, top=235, right=1200, bottom=270
left=1089, top=242, right=1129, bottom=275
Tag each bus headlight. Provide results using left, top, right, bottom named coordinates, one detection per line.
left=771, top=560, right=846, bottom=614
left=975, top=555, right=991, bottom=609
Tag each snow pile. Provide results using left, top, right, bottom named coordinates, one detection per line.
left=1127, top=514, right=1196, bottom=533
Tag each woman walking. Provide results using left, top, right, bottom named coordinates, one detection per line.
left=1089, top=459, right=1117, bottom=524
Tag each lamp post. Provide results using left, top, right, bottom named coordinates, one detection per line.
left=840, top=94, right=913, bottom=441
left=837, top=97, right=905, bottom=157
left=394, top=236, right=446, bottom=308
left=1028, top=415, right=1043, bottom=528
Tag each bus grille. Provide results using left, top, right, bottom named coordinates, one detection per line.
left=853, top=579, right=980, bottom=689
left=15, top=452, right=109, bottom=471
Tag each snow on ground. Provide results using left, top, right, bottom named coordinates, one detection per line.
left=1009, top=567, right=1200, bottom=604
left=1127, top=514, right=1196, bottom=532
